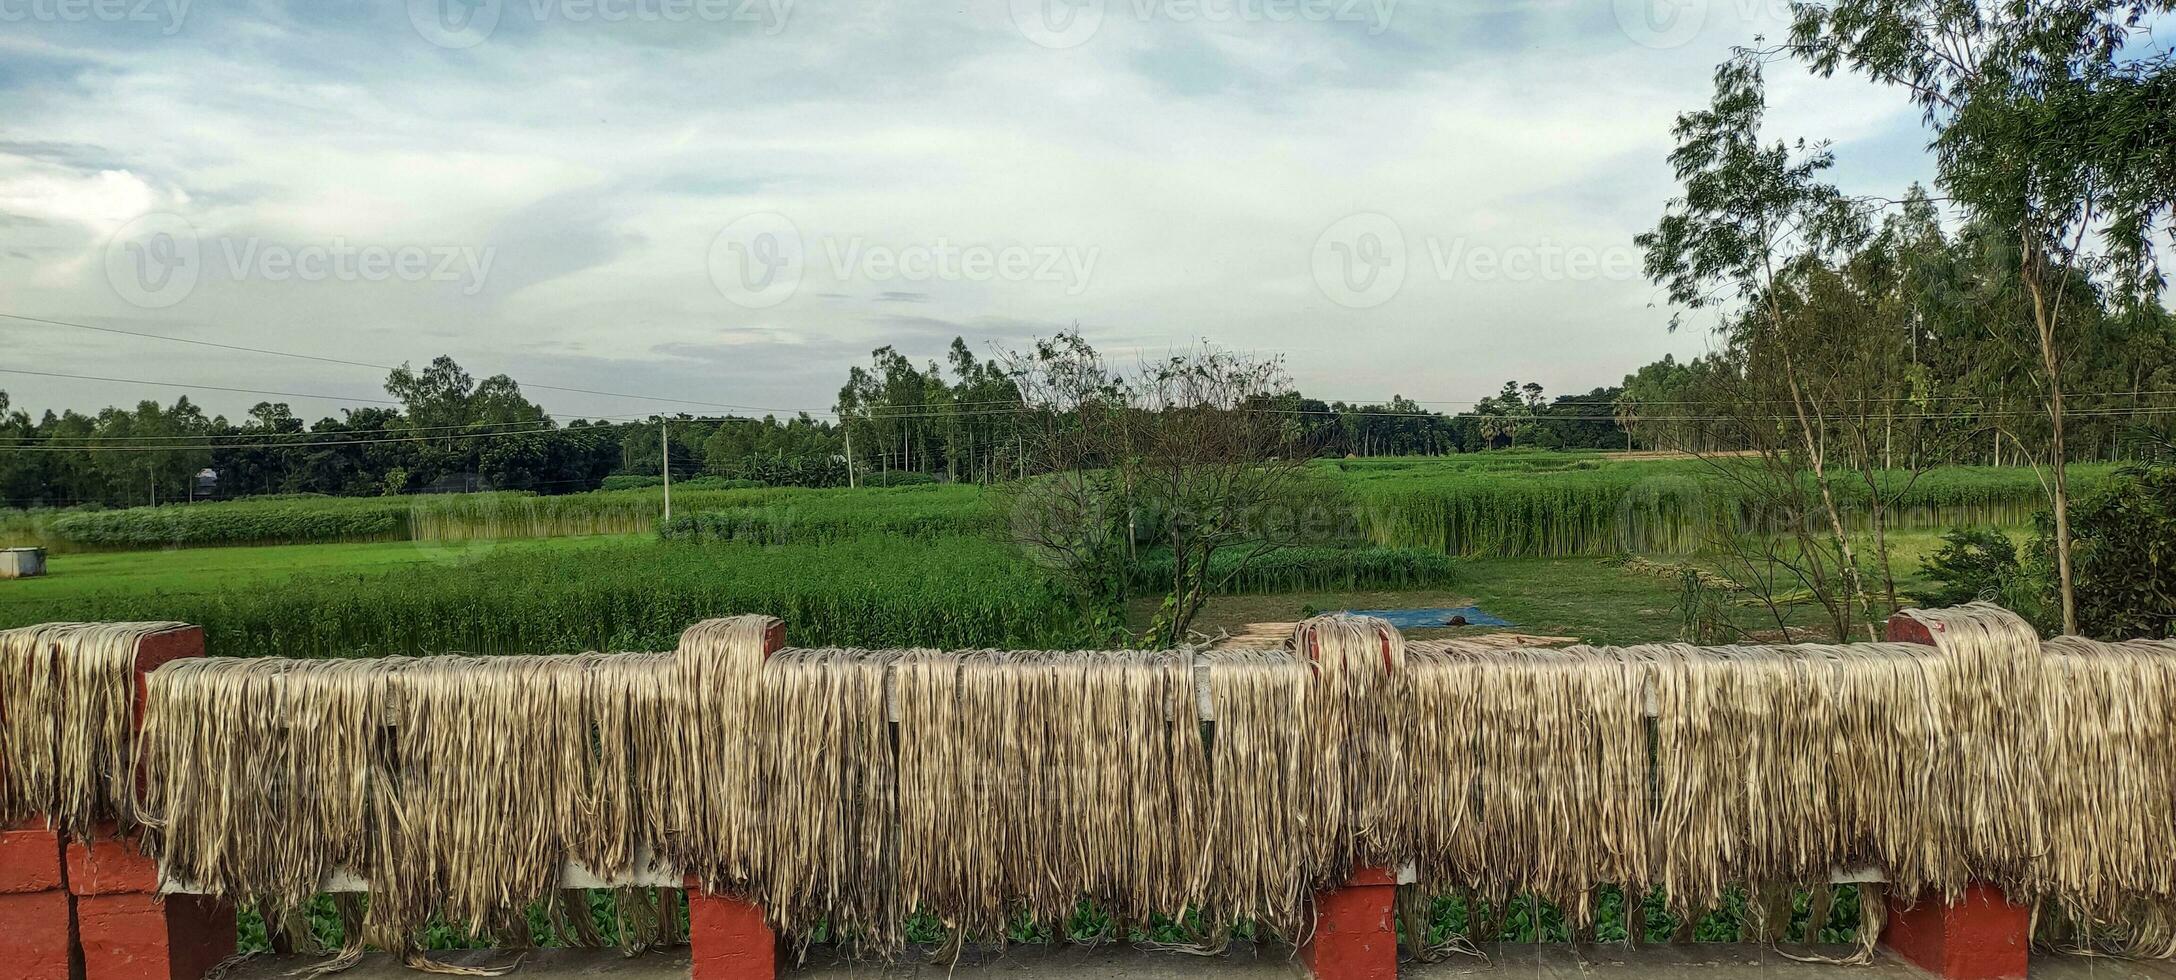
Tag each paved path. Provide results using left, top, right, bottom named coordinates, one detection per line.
left=220, top=943, right=2176, bottom=978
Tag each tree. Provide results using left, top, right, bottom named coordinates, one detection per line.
left=1790, top=0, right=2176, bottom=632
left=1639, top=52, right=1883, bottom=638
left=999, top=333, right=1310, bottom=645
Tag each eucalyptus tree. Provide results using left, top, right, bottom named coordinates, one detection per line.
left=1789, top=0, right=2176, bottom=632
left=1638, top=52, right=1882, bottom=637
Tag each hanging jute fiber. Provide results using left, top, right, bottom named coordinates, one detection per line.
left=1894, top=602, right=2046, bottom=890
left=35, top=601, right=2176, bottom=969
left=134, top=651, right=686, bottom=973
left=2031, top=635, right=2176, bottom=956
left=0, top=621, right=188, bottom=834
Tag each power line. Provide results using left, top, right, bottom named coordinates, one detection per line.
left=0, top=368, right=404, bottom=407
left=0, top=419, right=652, bottom=452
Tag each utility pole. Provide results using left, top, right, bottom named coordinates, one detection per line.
left=845, top=424, right=856, bottom=488
left=660, top=416, right=672, bottom=522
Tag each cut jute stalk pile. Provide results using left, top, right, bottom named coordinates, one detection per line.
left=9, top=603, right=2176, bottom=969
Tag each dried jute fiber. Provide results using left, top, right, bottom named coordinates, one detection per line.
left=670, top=615, right=780, bottom=896
left=0, top=621, right=188, bottom=834
left=134, top=651, right=686, bottom=975
left=51, top=602, right=2176, bottom=968
left=1892, top=601, right=2046, bottom=891
left=2031, top=636, right=2176, bottom=956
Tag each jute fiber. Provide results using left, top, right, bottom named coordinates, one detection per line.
left=890, top=649, right=1208, bottom=946
left=0, top=621, right=188, bottom=833
left=134, top=651, right=685, bottom=971
left=1893, top=602, right=2046, bottom=890
left=670, top=615, right=778, bottom=894
left=2032, top=636, right=2176, bottom=955
left=1403, top=643, right=1648, bottom=925
left=40, top=602, right=2176, bottom=965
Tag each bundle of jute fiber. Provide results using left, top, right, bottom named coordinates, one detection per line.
left=387, top=655, right=680, bottom=947
left=890, top=649, right=1210, bottom=945
left=1892, top=601, right=2045, bottom=889
left=135, top=651, right=685, bottom=973
left=670, top=615, right=780, bottom=895
left=2032, top=636, right=2176, bottom=955
left=1196, top=648, right=1319, bottom=934
left=1290, top=615, right=1409, bottom=875
left=1403, top=644, right=1647, bottom=927
left=738, top=647, right=900, bottom=955
left=0, top=621, right=188, bottom=834
left=1643, top=642, right=1956, bottom=912
left=135, top=657, right=401, bottom=951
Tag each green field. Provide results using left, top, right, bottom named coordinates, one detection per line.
left=2, top=483, right=993, bottom=552
left=1334, top=453, right=2089, bottom=557
left=5, top=452, right=2086, bottom=560
left=0, top=452, right=2068, bottom=655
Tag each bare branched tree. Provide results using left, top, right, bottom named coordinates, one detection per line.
left=999, top=332, right=1310, bottom=645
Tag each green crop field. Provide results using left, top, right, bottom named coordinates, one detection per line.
left=2, top=483, right=993, bottom=552
left=0, top=451, right=2080, bottom=656
left=1323, top=452, right=2094, bottom=557
left=0, top=534, right=1082, bottom=656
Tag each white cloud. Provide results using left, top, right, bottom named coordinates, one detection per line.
left=0, top=0, right=1937, bottom=418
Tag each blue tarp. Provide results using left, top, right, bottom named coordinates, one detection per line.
left=1341, top=606, right=1513, bottom=629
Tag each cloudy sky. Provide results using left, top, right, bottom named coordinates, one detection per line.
left=0, top=0, right=1943, bottom=423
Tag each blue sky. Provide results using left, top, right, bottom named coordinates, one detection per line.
left=0, top=0, right=1948, bottom=421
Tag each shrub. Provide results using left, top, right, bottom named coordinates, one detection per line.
left=2067, top=467, right=2176, bottom=639
left=1914, top=528, right=2024, bottom=607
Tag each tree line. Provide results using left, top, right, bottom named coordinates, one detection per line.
left=0, top=340, right=1644, bottom=509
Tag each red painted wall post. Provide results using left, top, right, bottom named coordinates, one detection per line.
left=1300, top=866, right=1399, bottom=980
left=68, top=626, right=236, bottom=980
left=1295, top=622, right=1401, bottom=980
left=1881, top=612, right=2032, bottom=980
left=0, top=818, right=75, bottom=980
left=686, top=618, right=784, bottom=980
